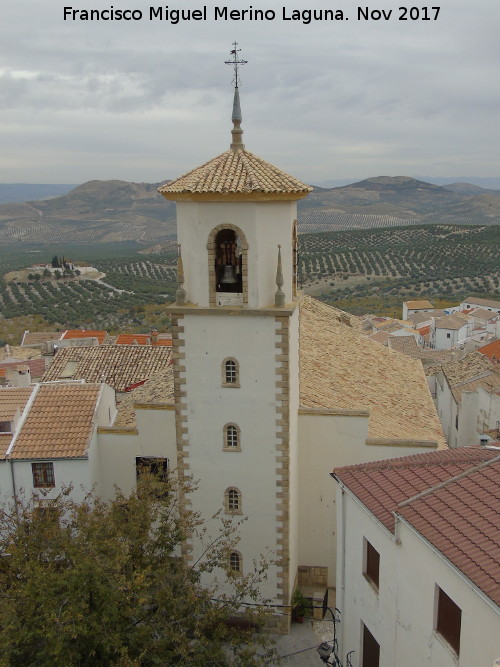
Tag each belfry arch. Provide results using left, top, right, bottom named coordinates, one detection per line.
left=207, top=223, right=248, bottom=306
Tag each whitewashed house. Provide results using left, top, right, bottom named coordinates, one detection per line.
left=435, top=351, right=500, bottom=448
left=460, top=296, right=500, bottom=314
left=332, top=447, right=500, bottom=667
left=402, top=299, right=434, bottom=321
left=430, top=313, right=472, bottom=350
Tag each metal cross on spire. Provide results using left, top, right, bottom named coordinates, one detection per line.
left=225, top=42, right=247, bottom=89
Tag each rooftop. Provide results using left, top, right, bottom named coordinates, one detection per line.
left=299, top=296, right=445, bottom=446
left=115, top=333, right=172, bottom=346
left=113, top=367, right=175, bottom=428
left=41, top=345, right=172, bottom=393
left=333, top=447, right=500, bottom=606
left=404, top=300, right=434, bottom=309
left=479, top=338, right=500, bottom=363
left=440, top=351, right=499, bottom=401
left=463, top=296, right=500, bottom=309
left=159, top=149, right=312, bottom=200
left=434, top=313, right=470, bottom=331
left=62, top=329, right=108, bottom=344
left=0, top=387, right=34, bottom=423
left=7, top=383, right=102, bottom=460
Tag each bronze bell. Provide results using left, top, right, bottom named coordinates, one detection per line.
left=220, top=264, right=238, bottom=284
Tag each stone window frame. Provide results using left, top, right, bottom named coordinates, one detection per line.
left=229, top=550, right=243, bottom=574
left=221, top=357, right=240, bottom=388
left=223, top=422, right=241, bottom=451
left=224, top=487, right=242, bottom=514
left=207, top=224, right=249, bottom=307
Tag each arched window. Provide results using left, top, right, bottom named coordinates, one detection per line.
left=229, top=550, right=242, bottom=574
left=214, top=228, right=242, bottom=294
left=223, top=423, right=241, bottom=451
left=207, top=224, right=248, bottom=307
left=222, top=357, right=240, bottom=387
left=224, top=487, right=242, bottom=514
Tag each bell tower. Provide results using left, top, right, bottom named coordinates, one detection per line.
left=159, top=45, right=311, bottom=631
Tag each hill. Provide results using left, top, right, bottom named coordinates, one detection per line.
left=0, top=176, right=499, bottom=246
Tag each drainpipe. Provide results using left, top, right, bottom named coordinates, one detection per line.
left=9, top=459, right=19, bottom=520
left=335, top=480, right=347, bottom=660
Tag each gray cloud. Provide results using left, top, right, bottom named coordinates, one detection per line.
left=1, top=0, right=499, bottom=183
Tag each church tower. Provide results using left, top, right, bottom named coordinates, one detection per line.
left=159, top=47, right=311, bottom=630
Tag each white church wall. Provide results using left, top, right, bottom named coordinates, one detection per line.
left=176, top=200, right=297, bottom=308
left=96, top=406, right=176, bottom=500
left=287, top=307, right=301, bottom=599
left=298, top=412, right=439, bottom=587
left=181, top=312, right=283, bottom=602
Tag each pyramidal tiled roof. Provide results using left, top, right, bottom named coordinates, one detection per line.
left=159, top=149, right=312, bottom=198
left=333, top=447, right=500, bottom=605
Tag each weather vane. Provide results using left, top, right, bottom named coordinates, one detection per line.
left=225, top=42, right=247, bottom=89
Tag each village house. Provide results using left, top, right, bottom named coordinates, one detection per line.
left=430, top=313, right=472, bottom=350
left=434, top=351, right=500, bottom=448
left=402, top=299, right=434, bottom=321
left=332, top=446, right=500, bottom=667
left=459, top=296, right=500, bottom=314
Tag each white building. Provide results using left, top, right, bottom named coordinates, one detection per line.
left=430, top=313, right=471, bottom=350
left=402, top=299, right=434, bottom=321
left=332, top=447, right=500, bottom=667
left=435, top=351, right=500, bottom=448
left=460, top=296, right=500, bottom=314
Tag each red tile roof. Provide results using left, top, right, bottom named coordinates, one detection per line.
left=115, top=334, right=172, bottom=346
left=479, top=339, right=500, bottom=362
left=62, top=330, right=107, bottom=344
left=333, top=447, right=500, bottom=605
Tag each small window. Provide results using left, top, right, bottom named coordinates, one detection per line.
left=229, top=551, right=242, bottom=574
left=436, top=587, right=461, bottom=656
left=223, top=423, right=241, bottom=451
left=34, top=500, right=60, bottom=525
left=362, top=623, right=380, bottom=667
left=446, top=333, right=451, bottom=339
left=225, top=487, right=242, bottom=514
left=363, top=539, right=380, bottom=590
left=222, top=358, right=240, bottom=388
left=136, top=457, right=169, bottom=498
left=32, top=462, right=55, bottom=488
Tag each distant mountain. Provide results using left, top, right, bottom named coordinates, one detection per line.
left=0, top=176, right=499, bottom=245
left=0, top=180, right=177, bottom=245
left=0, top=184, right=78, bottom=205
left=414, top=176, right=500, bottom=190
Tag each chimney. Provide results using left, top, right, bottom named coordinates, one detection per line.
left=479, top=434, right=491, bottom=447
left=150, top=329, right=159, bottom=344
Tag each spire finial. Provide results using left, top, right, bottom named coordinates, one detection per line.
left=275, top=245, right=285, bottom=307
left=225, top=42, right=247, bottom=151
left=176, top=244, right=186, bottom=306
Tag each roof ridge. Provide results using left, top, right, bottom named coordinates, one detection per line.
left=396, top=454, right=500, bottom=510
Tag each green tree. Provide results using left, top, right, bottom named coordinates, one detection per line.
left=0, top=476, right=275, bottom=666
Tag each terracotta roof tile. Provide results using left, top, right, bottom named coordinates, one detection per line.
left=404, top=300, right=434, bottom=309
left=21, top=332, right=62, bottom=346
left=113, top=367, right=175, bottom=428
left=159, top=149, right=312, bottom=197
left=299, top=296, right=445, bottom=446
left=479, top=339, right=500, bottom=362
left=463, top=296, right=500, bottom=309
left=42, top=345, right=172, bottom=393
left=9, top=383, right=102, bottom=459
left=333, top=447, right=500, bottom=605
left=0, top=387, right=35, bottom=422
left=115, top=333, right=172, bottom=346
left=62, top=330, right=107, bottom=344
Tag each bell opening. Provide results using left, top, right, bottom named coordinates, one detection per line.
left=215, top=229, right=243, bottom=293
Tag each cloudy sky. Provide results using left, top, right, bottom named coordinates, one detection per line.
left=1, top=0, right=499, bottom=186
